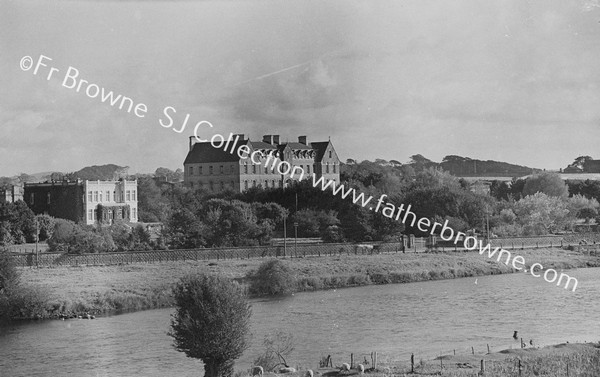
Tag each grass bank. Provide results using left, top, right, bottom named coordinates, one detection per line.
left=15, top=247, right=600, bottom=319
left=356, top=342, right=600, bottom=376
left=264, top=342, right=600, bottom=377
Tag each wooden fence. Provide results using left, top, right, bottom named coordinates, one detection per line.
left=10, top=241, right=408, bottom=268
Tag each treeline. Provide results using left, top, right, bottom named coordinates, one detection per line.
left=343, top=160, right=600, bottom=237
left=3, top=164, right=600, bottom=253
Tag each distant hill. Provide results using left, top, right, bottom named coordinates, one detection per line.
left=363, top=155, right=541, bottom=178
left=437, top=155, right=540, bottom=177
left=73, top=164, right=129, bottom=181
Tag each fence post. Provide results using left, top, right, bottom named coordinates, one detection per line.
left=411, top=353, right=414, bottom=373
left=350, top=353, right=353, bottom=369
left=480, top=360, right=485, bottom=374
left=472, top=346, right=474, bottom=355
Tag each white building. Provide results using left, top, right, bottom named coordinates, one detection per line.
left=83, top=180, right=138, bottom=225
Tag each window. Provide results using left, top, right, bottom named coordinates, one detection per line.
left=252, top=164, right=256, bottom=174
left=244, top=164, right=248, bottom=174
left=333, top=164, right=336, bottom=173
left=92, top=209, right=97, bottom=221
left=189, top=166, right=194, bottom=176
left=220, top=165, right=224, bottom=174
left=199, top=166, right=203, bottom=175
left=106, top=191, right=111, bottom=201
left=244, top=181, right=248, bottom=190
left=265, top=166, right=268, bottom=174
left=47, top=192, right=51, bottom=204
left=265, top=180, right=268, bottom=188
left=94, top=191, right=98, bottom=202
left=99, top=191, right=103, bottom=202
left=307, top=165, right=310, bottom=174
left=252, top=180, right=256, bottom=187
left=209, top=166, right=213, bottom=175
left=209, top=181, right=214, bottom=191
left=230, top=165, right=235, bottom=174
left=132, top=208, right=137, bottom=219
left=272, top=180, right=275, bottom=187
left=88, top=210, right=93, bottom=221
left=329, top=151, right=332, bottom=158
left=113, top=191, right=116, bottom=202
left=126, top=190, right=131, bottom=201
left=132, top=190, right=136, bottom=201
left=88, top=191, right=93, bottom=202
left=326, top=163, right=329, bottom=174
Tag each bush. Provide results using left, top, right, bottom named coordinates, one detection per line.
left=247, top=259, right=297, bottom=296
left=169, top=274, right=251, bottom=377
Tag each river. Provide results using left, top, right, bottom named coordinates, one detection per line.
left=1, top=268, right=598, bottom=376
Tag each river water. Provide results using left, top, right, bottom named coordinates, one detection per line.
left=1, top=268, right=598, bottom=376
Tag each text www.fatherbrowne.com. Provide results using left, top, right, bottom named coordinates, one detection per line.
left=188, top=130, right=578, bottom=292
left=311, top=175, right=578, bottom=292
left=312, top=174, right=578, bottom=292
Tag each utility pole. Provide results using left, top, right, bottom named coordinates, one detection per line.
left=35, top=217, right=39, bottom=269
left=283, top=214, right=287, bottom=257
left=294, top=193, right=298, bottom=257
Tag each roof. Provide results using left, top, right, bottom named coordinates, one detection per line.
left=310, top=141, right=330, bottom=162
left=249, top=141, right=278, bottom=150
left=184, top=139, right=248, bottom=164
left=283, top=142, right=313, bottom=150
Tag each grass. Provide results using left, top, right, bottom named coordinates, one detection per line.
left=15, top=247, right=600, bottom=318
left=236, top=343, right=600, bottom=377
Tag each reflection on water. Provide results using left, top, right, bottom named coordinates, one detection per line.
left=1, top=268, right=598, bottom=377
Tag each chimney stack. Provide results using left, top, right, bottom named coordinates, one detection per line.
left=189, top=136, right=197, bottom=151
left=263, top=135, right=273, bottom=144
left=298, top=136, right=307, bottom=145
left=273, top=135, right=280, bottom=145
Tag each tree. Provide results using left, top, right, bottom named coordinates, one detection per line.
left=522, top=172, right=568, bottom=198
left=254, top=330, right=295, bottom=372
left=169, top=274, right=252, bottom=377
left=513, top=192, right=569, bottom=234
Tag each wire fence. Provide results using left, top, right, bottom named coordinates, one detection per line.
left=10, top=241, right=409, bottom=268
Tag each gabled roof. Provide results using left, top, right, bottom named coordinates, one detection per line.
left=310, top=141, right=330, bottom=162
left=184, top=139, right=247, bottom=164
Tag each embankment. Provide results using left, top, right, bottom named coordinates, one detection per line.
left=14, top=247, right=600, bottom=319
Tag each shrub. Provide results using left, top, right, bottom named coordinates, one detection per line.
left=169, top=274, right=251, bottom=377
left=247, top=259, right=297, bottom=296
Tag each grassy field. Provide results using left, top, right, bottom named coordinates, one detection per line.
left=17, top=247, right=600, bottom=318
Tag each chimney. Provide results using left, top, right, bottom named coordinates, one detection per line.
left=189, top=136, right=197, bottom=151
left=263, top=135, right=273, bottom=144
left=298, top=136, right=307, bottom=145
left=234, top=134, right=245, bottom=141
left=273, top=135, right=280, bottom=145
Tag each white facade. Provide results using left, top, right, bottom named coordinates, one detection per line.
left=83, top=180, right=138, bottom=225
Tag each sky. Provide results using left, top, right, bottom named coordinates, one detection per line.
left=2, top=0, right=600, bottom=176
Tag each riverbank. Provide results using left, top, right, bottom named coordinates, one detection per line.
left=310, top=342, right=600, bottom=377
left=15, top=247, right=600, bottom=319
left=384, top=342, right=600, bottom=376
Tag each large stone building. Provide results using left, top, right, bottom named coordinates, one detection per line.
left=24, top=179, right=138, bottom=225
left=183, top=134, right=340, bottom=192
